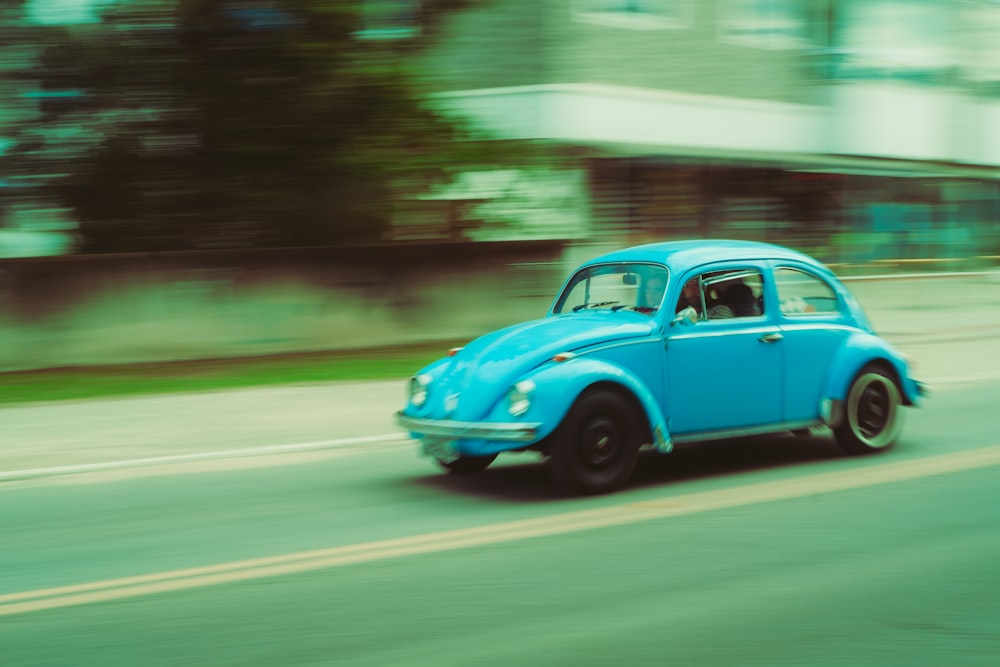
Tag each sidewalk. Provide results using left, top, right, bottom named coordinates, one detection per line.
left=843, top=273, right=1000, bottom=384
left=845, top=272, right=1000, bottom=339
left=0, top=380, right=408, bottom=481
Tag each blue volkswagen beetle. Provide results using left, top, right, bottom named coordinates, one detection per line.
left=395, top=240, right=927, bottom=494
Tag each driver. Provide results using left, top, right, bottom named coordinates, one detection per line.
left=676, top=277, right=702, bottom=315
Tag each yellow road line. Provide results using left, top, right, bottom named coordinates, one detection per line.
left=4, top=445, right=1000, bottom=617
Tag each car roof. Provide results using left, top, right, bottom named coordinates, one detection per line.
left=580, top=239, right=828, bottom=276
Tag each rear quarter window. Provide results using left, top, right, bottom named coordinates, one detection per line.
left=774, top=267, right=840, bottom=316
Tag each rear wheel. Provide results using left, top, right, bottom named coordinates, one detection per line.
left=833, top=365, right=904, bottom=455
left=436, top=454, right=497, bottom=474
left=546, top=389, right=642, bottom=495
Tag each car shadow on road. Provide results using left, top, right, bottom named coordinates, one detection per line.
left=410, top=432, right=849, bottom=503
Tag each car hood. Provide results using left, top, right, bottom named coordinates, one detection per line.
left=430, top=313, right=657, bottom=420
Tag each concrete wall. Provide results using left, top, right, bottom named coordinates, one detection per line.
left=0, top=242, right=569, bottom=372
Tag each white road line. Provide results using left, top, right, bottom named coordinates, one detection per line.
left=3, top=444, right=1000, bottom=617
left=0, top=433, right=410, bottom=483
left=2, top=366, right=998, bottom=482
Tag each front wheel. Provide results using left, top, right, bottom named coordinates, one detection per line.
left=833, top=365, right=904, bottom=455
left=436, top=454, right=498, bottom=474
left=546, top=389, right=642, bottom=495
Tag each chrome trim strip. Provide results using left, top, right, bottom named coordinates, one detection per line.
left=776, top=323, right=862, bottom=334
left=670, top=322, right=868, bottom=341
left=669, top=326, right=779, bottom=341
left=395, top=411, right=540, bottom=442
left=580, top=336, right=664, bottom=355
left=780, top=312, right=844, bottom=319
left=672, top=420, right=823, bottom=444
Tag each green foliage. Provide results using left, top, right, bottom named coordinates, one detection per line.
left=3, top=0, right=500, bottom=252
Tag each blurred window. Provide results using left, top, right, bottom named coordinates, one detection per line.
left=774, top=268, right=839, bottom=316
left=957, top=0, right=1000, bottom=86
left=719, top=0, right=812, bottom=50
left=573, top=0, right=693, bottom=30
left=356, top=0, right=420, bottom=40
left=831, top=0, right=957, bottom=84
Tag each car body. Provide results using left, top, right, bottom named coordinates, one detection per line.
left=396, top=239, right=928, bottom=494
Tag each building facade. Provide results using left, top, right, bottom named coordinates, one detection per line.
left=400, top=0, right=1000, bottom=264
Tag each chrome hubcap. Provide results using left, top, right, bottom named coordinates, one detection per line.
left=582, top=418, right=620, bottom=467
left=858, top=384, right=889, bottom=438
left=847, top=372, right=902, bottom=449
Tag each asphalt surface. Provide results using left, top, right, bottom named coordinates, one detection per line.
left=2, top=380, right=999, bottom=666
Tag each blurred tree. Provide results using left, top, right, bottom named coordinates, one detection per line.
left=2, top=0, right=505, bottom=252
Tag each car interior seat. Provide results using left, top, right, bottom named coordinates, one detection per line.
left=722, top=282, right=760, bottom=317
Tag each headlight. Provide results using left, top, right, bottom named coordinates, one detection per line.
left=408, top=374, right=433, bottom=407
left=508, top=380, right=535, bottom=417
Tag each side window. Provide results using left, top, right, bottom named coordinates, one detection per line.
left=718, top=0, right=813, bottom=50
left=774, top=268, right=839, bottom=316
left=676, top=269, right=764, bottom=320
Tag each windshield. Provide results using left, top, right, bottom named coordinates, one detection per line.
left=552, top=263, right=669, bottom=315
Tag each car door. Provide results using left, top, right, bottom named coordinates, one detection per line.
left=665, top=265, right=783, bottom=435
left=770, top=263, right=854, bottom=423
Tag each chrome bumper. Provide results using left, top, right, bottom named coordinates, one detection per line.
left=395, top=411, right=541, bottom=443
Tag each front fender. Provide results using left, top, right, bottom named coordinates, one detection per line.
left=515, top=357, right=671, bottom=453
left=822, top=332, right=922, bottom=411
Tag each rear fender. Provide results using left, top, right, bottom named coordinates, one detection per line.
left=821, top=333, right=922, bottom=424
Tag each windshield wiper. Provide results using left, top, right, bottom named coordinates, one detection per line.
left=573, top=300, right=620, bottom=312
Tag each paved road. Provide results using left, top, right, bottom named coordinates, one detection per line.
left=2, top=379, right=1000, bottom=666
left=2, top=345, right=997, bottom=478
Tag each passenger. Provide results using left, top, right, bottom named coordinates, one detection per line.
left=722, top=281, right=760, bottom=317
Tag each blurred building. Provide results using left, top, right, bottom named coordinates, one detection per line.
left=401, top=0, right=1000, bottom=264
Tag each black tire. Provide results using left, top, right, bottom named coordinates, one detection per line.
left=546, top=389, right=642, bottom=495
left=437, top=454, right=498, bottom=474
left=833, top=365, right=904, bottom=455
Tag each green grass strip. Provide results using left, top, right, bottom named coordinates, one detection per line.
left=0, top=340, right=466, bottom=406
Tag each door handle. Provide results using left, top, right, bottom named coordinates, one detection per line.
left=759, top=333, right=783, bottom=344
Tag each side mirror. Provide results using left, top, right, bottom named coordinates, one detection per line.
left=671, top=306, right=698, bottom=327
left=622, top=274, right=637, bottom=286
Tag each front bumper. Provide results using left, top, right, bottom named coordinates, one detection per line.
left=395, top=411, right=541, bottom=443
